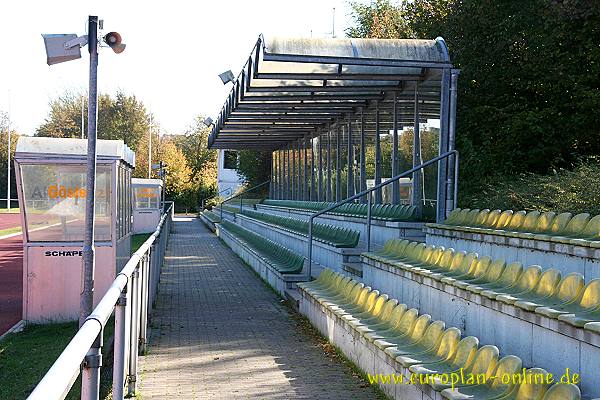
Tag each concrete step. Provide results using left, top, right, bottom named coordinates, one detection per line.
left=342, top=262, right=363, bottom=278
left=285, top=288, right=302, bottom=311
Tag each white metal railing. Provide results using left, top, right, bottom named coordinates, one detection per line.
left=27, top=204, right=174, bottom=400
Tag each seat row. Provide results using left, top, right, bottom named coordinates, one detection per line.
left=217, top=203, right=242, bottom=214
left=429, top=208, right=600, bottom=248
left=202, top=210, right=221, bottom=223
left=241, top=209, right=360, bottom=248
left=263, top=199, right=420, bottom=222
left=364, top=240, right=600, bottom=332
left=299, top=269, right=581, bottom=399
left=220, top=220, right=304, bottom=274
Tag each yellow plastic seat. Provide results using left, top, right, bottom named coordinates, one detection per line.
left=481, top=265, right=541, bottom=300
left=483, top=209, right=503, bottom=228
left=314, top=275, right=352, bottom=301
left=584, top=321, right=600, bottom=334
left=396, top=327, right=461, bottom=368
left=306, top=272, right=346, bottom=298
left=428, top=345, right=499, bottom=391
left=575, top=214, right=600, bottom=241
left=517, top=211, right=540, bottom=232
left=460, top=258, right=506, bottom=290
left=557, top=279, right=600, bottom=327
left=444, top=208, right=463, bottom=225
left=467, top=261, right=523, bottom=295
left=463, top=209, right=482, bottom=226
left=452, top=208, right=472, bottom=226
left=550, top=213, right=591, bottom=243
left=318, top=278, right=359, bottom=305
left=505, top=210, right=527, bottom=231
left=299, top=268, right=334, bottom=291
left=535, top=279, right=600, bottom=319
left=374, top=313, right=430, bottom=351
left=496, top=268, right=561, bottom=305
left=411, top=247, right=451, bottom=273
left=441, top=355, right=522, bottom=399
left=440, top=252, right=480, bottom=284
left=494, top=210, right=514, bottom=230
left=331, top=286, right=372, bottom=316
left=494, top=368, right=552, bottom=400
left=541, top=383, right=581, bottom=400
left=423, top=251, right=467, bottom=279
left=474, top=209, right=491, bottom=226
left=346, top=293, right=389, bottom=327
left=408, top=336, right=479, bottom=382
left=453, top=256, right=493, bottom=289
left=533, top=212, right=572, bottom=240
left=355, top=298, right=400, bottom=335
left=340, top=289, right=380, bottom=321
left=385, top=320, right=446, bottom=359
left=516, top=272, right=584, bottom=312
left=363, top=304, right=409, bottom=342
left=406, top=245, right=443, bottom=272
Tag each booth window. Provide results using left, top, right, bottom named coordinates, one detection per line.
left=116, top=165, right=131, bottom=240
left=134, top=186, right=160, bottom=209
left=20, top=164, right=112, bottom=242
left=223, top=150, right=238, bottom=170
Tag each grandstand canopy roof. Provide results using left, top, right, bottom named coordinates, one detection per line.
left=208, top=35, right=452, bottom=150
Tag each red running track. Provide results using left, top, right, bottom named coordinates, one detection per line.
left=0, top=213, right=23, bottom=335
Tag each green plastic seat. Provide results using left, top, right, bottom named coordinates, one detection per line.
left=556, top=279, right=600, bottom=327
left=409, top=335, right=479, bottom=378
left=481, top=265, right=542, bottom=300
left=537, top=279, right=600, bottom=321
left=428, top=345, right=499, bottom=391
left=385, top=320, right=446, bottom=359
left=466, top=261, right=523, bottom=295
left=541, top=383, right=581, bottom=400
left=453, top=256, right=493, bottom=289
left=396, top=327, right=462, bottom=368
left=496, top=268, right=561, bottom=305
left=571, top=214, right=600, bottom=244
left=494, top=368, right=552, bottom=400
left=441, top=355, right=522, bottom=399
left=363, top=304, right=410, bottom=342
left=375, top=314, right=432, bottom=352
left=515, top=272, right=584, bottom=312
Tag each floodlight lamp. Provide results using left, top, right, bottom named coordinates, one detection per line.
left=203, top=117, right=214, bottom=127
left=103, top=32, right=126, bottom=54
left=218, top=70, right=236, bottom=85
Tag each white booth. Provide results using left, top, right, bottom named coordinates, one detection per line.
left=132, top=178, right=163, bottom=234
left=14, top=137, right=135, bottom=322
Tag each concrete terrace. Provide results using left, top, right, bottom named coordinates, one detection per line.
left=138, top=216, right=378, bottom=399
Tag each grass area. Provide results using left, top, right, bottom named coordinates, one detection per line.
left=0, top=226, right=21, bottom=237
left=461, top=159, right=600, bottom=214
left=131, top=233, right=151, bottom=254
left=0, top=319, right=114, bottom=400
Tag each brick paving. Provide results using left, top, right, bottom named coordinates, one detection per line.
left=138, top=216, right=378, bottom=399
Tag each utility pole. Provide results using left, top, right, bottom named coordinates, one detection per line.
left=6, top=90, right=11, bottom=211
left=81, top=95, right=85, bottom=139
left=148, top=114, right=152, bottom=178
left=332, top=7, right=336, bottom=38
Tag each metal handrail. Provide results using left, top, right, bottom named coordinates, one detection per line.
left=27, top=204, right=174, bottom=400
left=306, top=150, right=459, bottom=278
left=219, top=180, right=270, bottom=219
left=200, top=187, right=235, bottom=210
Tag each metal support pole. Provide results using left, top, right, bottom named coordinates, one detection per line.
left=317, top=135, right=323, bottom=201
left=374, top=101, right=382, bottom=204
left=437, top=69, right=451, bottom=222
left=81, top=15, right=100, bottom=400
left=6, top=91, right=10, bottom=211
left=297, top=140, right=302, bottom=200
left=112, top=289, right=127, bottom=399
left=347, top=115, right=354, bottom=198
left=138, top=255, right=149, bottom=355
left=412, top=84, right=424, bottom=218
left=366, top=194, right=372, bottom=252
left=286, top=145, right=291, bottom=199
left=326, top=129, right=332, bottom=202
left=448, top=69, right=460, bottom=214
left=359, top=107, right=367, bottom=203
left=148, top=116, right=152, bottom=179
left=127, top=267, right=140, bottom=396
left=392, top=91, right=400, bottom=204
left=279, top=150, right=283, bottom=200
left=335, top=122, right=342, bottom=202
left=291, top=143, right=296, bottom=199
left=269, top=152, right=274, bottom=199
left=310, top=136, right=315, bottom=201
left=303, top=134, right=308, bottom=201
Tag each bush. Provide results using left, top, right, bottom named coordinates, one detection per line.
left=460, top=159, right=600, bottom=214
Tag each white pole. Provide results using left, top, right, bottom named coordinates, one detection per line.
left=7, top=90, right=11, bottom=211
left=81, top=95, right=85, bottom=139
left=148, top=115, right=152, bottom=178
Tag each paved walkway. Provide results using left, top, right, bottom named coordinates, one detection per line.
left=139, top=217, right=377, bottom=399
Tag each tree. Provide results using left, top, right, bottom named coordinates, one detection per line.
left=0, top=111, right=18, bottom=207
left=37, top=90, right=151, bottom=151
left=347, top=0, right=600, bottom=192
left=237, top=150, right=272, bottom=190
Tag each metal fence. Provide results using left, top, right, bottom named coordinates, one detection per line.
left=27, top=204, right=174, bottom=400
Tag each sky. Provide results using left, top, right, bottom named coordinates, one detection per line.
left=0, top=0, right=355, bottom=136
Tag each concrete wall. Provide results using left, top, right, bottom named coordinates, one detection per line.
left=426, top=227, right=600, bottom=282
left=361, top=256, right=600, bottom=398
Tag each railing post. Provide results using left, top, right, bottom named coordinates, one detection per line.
left=307, top=219, right=313, bottom=279
left=81, top=329, right=103, bottom=400
left=139, top=254, right=150, bottom=355
left=112, top=288, right=128, bottom=400
left=127, top=266, right=140, bottom=396
left=366, top=195, right=372, bottom=252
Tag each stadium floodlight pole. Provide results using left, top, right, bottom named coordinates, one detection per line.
left=6, top=90, right=11, bottom=211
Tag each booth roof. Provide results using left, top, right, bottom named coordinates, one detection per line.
left=208, top=35, right=452, bottom=150
left=132, top=178, right=163, bottom=187
left=15, top=137, right=136, bottom=167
